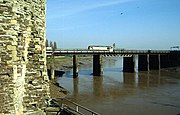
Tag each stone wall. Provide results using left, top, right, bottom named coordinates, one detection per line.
left=0, top=0, right=49, bottom=114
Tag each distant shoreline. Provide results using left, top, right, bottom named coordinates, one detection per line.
left=47, top=56, right=93, bottom=71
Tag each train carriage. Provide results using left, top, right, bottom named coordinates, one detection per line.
left=88, top=46, right=114, bottom=52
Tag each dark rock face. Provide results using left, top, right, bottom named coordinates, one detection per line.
left=55, top=70, right=65, bottom=77
left=47, top=69, right=65, bottom=78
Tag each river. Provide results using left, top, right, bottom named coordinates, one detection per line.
left=57, top=57, right=180, bottom=115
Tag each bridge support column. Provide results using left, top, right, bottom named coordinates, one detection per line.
left=178, top=54, right=180, bottom=67
left=138, top=55, right=149, bottom=71
left=73, top=55, right=78, bottom=78
left=49, top=55, right=55, bottom=80
left=50, top=66, right=55, bottom=80
left=169, top=51, right=180, bottom=67
left=123, top=56, right=135, bottom=72
left=93, top=55, right=103, bottom=76
left=160, top=55, right=169, bottom=68
left=149, top=54, right=160, bottom=70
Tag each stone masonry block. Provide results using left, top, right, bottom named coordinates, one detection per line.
left=0, top=0, right=49, bottom=114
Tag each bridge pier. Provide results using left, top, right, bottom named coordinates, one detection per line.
left=160, top=55, right=169, bottom=68
left=178, top=54, right=180, bottom=66
left=123, top=56, right=135, bottom=72
left=169, top=51, right=180, bottom=67
left=138, top=54, right=160, bottom=71
left=149, top=54, right=160, bottom=70
left=73, top=55, right=78, bottom=78
left=93, top=55, right=103, bottom=76
left=49, top=66, right=55, bottom=80
left=138, top=55, right=149, bottom=71
left=49, top=55, right=55, bottom=80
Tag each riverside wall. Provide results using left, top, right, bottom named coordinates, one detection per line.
left=0, top=0, right=49, bottom=114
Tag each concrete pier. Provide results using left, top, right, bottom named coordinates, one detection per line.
left=50, top=65, right=55, bottom=80
left=93, top=55, right=103, bottom=76
left=123, top=56, right=135, bottom=72
left=168, top=51, right=180, bottom=67
left=138, top=55, right=149, bottom=71
left=160, top=55, right=169, bottom=68
left=178, top=54, right=180, bottom=66
left=73, top=55, right=78, bottom=78
left=149, top=55, right=160, bottom=70
left=49, top=55, right=55, bottom=80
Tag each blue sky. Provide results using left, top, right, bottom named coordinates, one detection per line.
left=46, top=0, right=180, bottom=50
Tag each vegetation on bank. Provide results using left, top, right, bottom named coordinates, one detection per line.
left=46, top=39, right=57, bottom=50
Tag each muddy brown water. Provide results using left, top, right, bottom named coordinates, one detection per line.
left=57, top=57, right=180, bottom=115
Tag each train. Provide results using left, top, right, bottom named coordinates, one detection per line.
left=46, top=47, right=52, bottom=50
left=88, top=45, right=114, bottom=52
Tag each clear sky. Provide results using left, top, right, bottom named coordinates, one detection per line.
left=46, top=0, right=180, bottom=50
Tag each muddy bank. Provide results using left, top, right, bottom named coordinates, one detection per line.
left=49, top=80, right=69, bottom=98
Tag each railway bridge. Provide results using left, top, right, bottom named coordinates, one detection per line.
left=47, top=49, right=180, bottom=78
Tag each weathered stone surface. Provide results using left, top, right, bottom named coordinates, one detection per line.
left=0, top=0, right=49, bottom=114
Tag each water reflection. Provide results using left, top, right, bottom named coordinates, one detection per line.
left=70, top=71, right=164, bottom=99
left=58, top=57, right=180, bottom=115
left=93, top=76, right=104, bottom=97
left=138, top=71, right=161, bottom=88
left=123, top=73, right=136, bottom=86
left=73, top=78, right=79, bottom=97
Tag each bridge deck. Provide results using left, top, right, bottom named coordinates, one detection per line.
left=47, top=50, right=171, bottom=56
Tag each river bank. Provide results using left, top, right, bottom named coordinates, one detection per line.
left=49, top=80, right=68, bottom=98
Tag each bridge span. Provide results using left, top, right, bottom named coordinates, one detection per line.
left=46, top=49, right=180, bottom=78
left=46, top=49, right=170, bottom=56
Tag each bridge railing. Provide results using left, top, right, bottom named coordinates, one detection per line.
left=46, top=98, right=100, bottom=115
